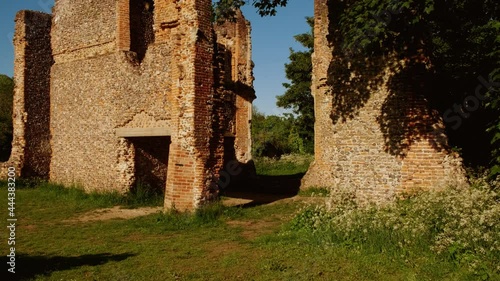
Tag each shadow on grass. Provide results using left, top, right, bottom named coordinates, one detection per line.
left=221, top=173, right=303, bottom=208
left=13, top=253, right=135, bottom=280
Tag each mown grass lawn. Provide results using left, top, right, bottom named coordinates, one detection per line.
left=2, top=157, right=485, bottom=280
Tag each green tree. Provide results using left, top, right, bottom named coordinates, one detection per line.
left=486, top=21, right=500, bottom=177
left=276, top=16, right=314, bottom=153
left=251, top=107, right=304, bottom=157
left=0, top=74, right=14, bottom=161
left=212, top=0, right=289, bottom=21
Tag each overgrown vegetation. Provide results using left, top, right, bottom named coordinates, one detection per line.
left=252, top=108, right=313, bottom=157
left=6, top=176, right=492, bottom=280
left=298, top=186, right=330, bottom=197
left=155, top=201, right=245, bottom=230
left=287, top=180, right=500, bottom=280
left=12, top=179, right=164, bottom=208
left=0, top=156, right=494, bottom=280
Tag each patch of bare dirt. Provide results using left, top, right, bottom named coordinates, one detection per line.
left=222, top=197, right=254, bottom=207
left=19, top=224, right=37, bottom=231
left=226, top=219, right=282, bottom=240
left=65, top=206, right=162, bottom=223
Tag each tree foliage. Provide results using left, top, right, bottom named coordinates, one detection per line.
left=0, top=74, right=14, bottom=161
left=487, top=22, right=500, bottom=176
left=252, top=108, right=306, bottom=157
left=276, top=16, right=314, bottom=153
left=212, top=0, right=288, bottom=21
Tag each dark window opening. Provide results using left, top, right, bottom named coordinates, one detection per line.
left=129, top=0, right=155, bottom=63
left=223, top=136, right=236, bottom=166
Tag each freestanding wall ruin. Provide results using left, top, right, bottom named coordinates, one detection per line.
left=0, top=11, right=53, bottom=179
left=1, top=0, right=255, bottom=211
left=301, top=0, right=466, bottom=200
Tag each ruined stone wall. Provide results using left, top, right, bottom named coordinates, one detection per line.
left=0, top=11, right=52, bottom=179
left=4, top=0, right=253, bottom=211
left=50, top=0, right=175, bottom=192
left=214, top=11, right=255, bottom=164
left=302, top=0, right=466, bottom=200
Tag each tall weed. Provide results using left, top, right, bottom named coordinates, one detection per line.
left=287, top=182, right=500, bottom=278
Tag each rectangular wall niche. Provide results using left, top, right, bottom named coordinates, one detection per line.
left=128, top=136, right=170, bottom=194
left=223, top=136, right=236, bottom=165
left=129, top=0, right=155, bottom=62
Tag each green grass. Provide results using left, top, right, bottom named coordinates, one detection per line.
left=255, top=153, right=313, bottom=176
left=298, top=186, right=330, bottom=197
left=11, top=179, right=164, bottom=209
left=1, top=172, right=491, bottom=280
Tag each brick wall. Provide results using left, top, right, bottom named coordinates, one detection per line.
left=302, top=0, right=467, bottom=201
left=214, top=11, right=255, bottom=164
left=0, top=11, right=52, bottom=179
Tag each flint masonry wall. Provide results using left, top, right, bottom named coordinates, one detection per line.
left=0, top=11, right=52, bottom=179
left=2, top=0, right=252, bottom=210
left=50, top=0, right=177, bottom=194
left=302, top=0, right=466, bottom=200
left=39, top=0, right=251, bottom=211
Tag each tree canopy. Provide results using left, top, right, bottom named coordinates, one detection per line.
left=212, top=0, right=289, bottom=21
left=252, top=108, right=306, bottom=157
left=276, top=17, right=314, bottom=153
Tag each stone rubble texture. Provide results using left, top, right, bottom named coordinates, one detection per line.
left=0, top=0, right=255, bottom=211
left=301, top=0, right=467, bottom=201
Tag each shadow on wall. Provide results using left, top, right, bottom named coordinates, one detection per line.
left=325, top=0, right=384, bottom=126
left=14, top=253, right=135, bottom=281
left=128, top=136, right=170, bottom=196
left=379, top=63, right=448, bottom=157
left=203, top=41, right=256, bottom=203
left=129, top=0, right=155, bottom=63
left=326, top=50, right=385, bottom=125
left=326, top=2, right=449, bottom=159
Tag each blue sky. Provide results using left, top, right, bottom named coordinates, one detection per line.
left=0, top=1, right=313, bottom=115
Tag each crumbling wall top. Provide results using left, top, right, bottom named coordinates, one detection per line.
left=214, top=10, right=254, bottom=92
